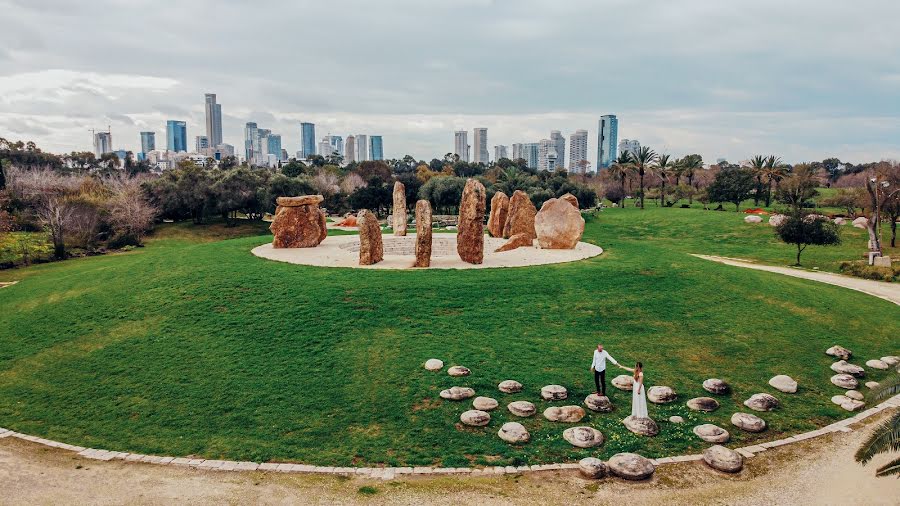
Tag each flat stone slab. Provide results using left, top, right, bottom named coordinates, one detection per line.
left=543, top=405, right=585, bottom=423
left=497, top=422, right=529, bottom=443
left=831, top=374, right=859, bottom=389
left=702, top=378, right=729, bottom=395
left=608, top=453, right=655, bottom=480
left=460, top=410, right=491, bottom=427
left=703, top=445, right=744, bottom=473
left=540, top=385, right=568, bottom=401
left=424, top=359, right=443, bottom=371
left=687, top=397, right=720, bottom=412
left=498, top=380, right=523, bottom=393
left=440, top=387, right=475, bottom=400
left=744, top=393, right=780, bottom=412
left=508, top=401, right=536, bottom=417
left=768, top=375, right=798, bottom=393
left=584, top=394, right=613, bottom=412
left=448, top=366, right=471, bottom=377
left=731, top=412, right=766, bottom=433
left=826, top=345, right=852, bottom=360
left=693, top=424, right=730, bottom=443
left=473, top=396, right=498, bottom=411
left=612, top=375, right=634, bottom=391
left=865, top=359, right=889, bottom=370
left=276, top=195, right=324, bottom=207
left=647, top=386, right=677, bottom=404
left=622, top=415, right=659, bottom=436
left=830, top=360, right=865, bottom=377
left=564, top=426, right=605, bottom=448
left=579, top=457, right=608, bottom=479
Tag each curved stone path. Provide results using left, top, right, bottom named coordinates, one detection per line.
left=693, top=255, right=900, bottom=306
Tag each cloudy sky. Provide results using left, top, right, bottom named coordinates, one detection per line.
left=2, top=0, right=899, bottom=165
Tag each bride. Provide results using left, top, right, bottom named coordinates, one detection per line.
left=622, top=362, right=648, bottom=418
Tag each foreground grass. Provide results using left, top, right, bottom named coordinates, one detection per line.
left=0, top=207, right=897, bottom=468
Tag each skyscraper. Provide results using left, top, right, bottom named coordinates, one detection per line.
left=267, top=134, right=283, bottom=161
left=454, top=130, right=468, bottom=162
left=356, top=134, right=369, bottom=162
left=523, top=143, right=540, bottom=169
left=618, top=139, right=641, bottom=159
left=345, top=135, right=357, bottom=164
left=369, top=135, right=383, bottom=161
left=538, top=139, right=558, bottom=171
left=329, top=135, right=344, bottom=157
left=568, top=129, right=589, bottom=173
left=166, top=120, right=187, bottom=152
left=473, top=128, right=489, bottom=164
left=204, top=93, right=223, bottom=147
left=300, top=122, right=316, bottom=159
left=551, top=131, right=566, bottom=171
left=597, top=115, right=618, bottom=169
left=319, top=138, right=334, bottom=159
left=195, top=135, right=209, bottom=153
left=511, top=143, right=524, bottom=161
left=494, top=145, right=508, bottom=161
left=244, top=122, right=258, bottom=162
left=93, top=131, right=112, bottom=157
left=140, top=131, right=155, bottom=154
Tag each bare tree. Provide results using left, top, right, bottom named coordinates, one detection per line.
left=104, top=174, right=158, bottom=246
left=6, top=167, right=82, bottom=258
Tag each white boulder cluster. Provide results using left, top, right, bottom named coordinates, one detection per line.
left=824, top=346, right=898, bottom=412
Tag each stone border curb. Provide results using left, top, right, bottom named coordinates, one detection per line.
left=1, top=393, right=897, bottom=480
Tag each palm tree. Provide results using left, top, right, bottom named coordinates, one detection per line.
left=761, top=155, right=787, bottom=207
left=855, top=374, right=900, bottom=476
left=678, top=154, right=703, bottom=204
left=632, top=146, right=658, bottom=209
left=654, top=154, right=672, bottom=207
left=608, top=152, right=633, bottom=207
left=748, top=155, right=767, bottom=207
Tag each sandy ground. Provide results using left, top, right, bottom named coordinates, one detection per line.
left=2, top=413, right=898, bottom=506
left=252, top=234, right=603, bottom=270
left=694, top=254, right=900, bottom=306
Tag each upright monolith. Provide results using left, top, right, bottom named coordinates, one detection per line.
left=414, top=200, right=432, bottom=267
left=392, top=181, right=407, bottom=236
left=457, top=178, right=486, bottom=264
left=358, top=209, right=383, bottom=265
left=502, top=190, right=537, bottom=241
left=487, top=191, right=509, bottom=238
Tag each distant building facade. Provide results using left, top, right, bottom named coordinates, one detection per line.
left=551, top=131, right=566, bottom=171
left=473, top=128, right=489, bottom=164
left=618, top=138, right=640, bottom=159
left=93, top=131, right=113, bottom=158
left=538, top=138, right=558, bottom=171
left=522, top=142, right=540, bottom=169
left=568, top=129, right=589, bottom=173
left=140, top=131, right=156, bottom=156
left=166, top=120, right=187, bottom=152
left=454, top=130, right=469, bottom=162
left=369, top=135, right=383, bottom=161
left=356, top=134, right=369, bottom=162
left=204, top=93, right=223, bottom=147
left=494, top=145, right=508, bottom=161
left=300, top=122, right=316, bottom=159
left=195, top=135, right=210, bottom=153
left=244, top=122, right=258, bottom=162
left=597, top=114, right=618, bottom=169
left=345, top=135, right=357, bottom=163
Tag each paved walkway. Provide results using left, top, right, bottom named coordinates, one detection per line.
left=693, top=255, right=900, bottom=306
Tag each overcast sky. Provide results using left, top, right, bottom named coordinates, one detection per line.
left=1, top=0, right=899, bottom=165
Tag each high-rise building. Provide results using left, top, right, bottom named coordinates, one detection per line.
left=345, top=135, right=357, bottom=164
left=356, top=134, right=369, bottom=162
left=267, top=134, right=283, bottom=161
left=300, top=122, right=316, bottom=159
left=618, top=139, right=641, bottom=159
left=597, top=115, right=618, bottom=169
left=204, top=93, right=223, bottom=147
left=538, top=139, right=558, bottom=171
left=93, top=131, right=112, bottom=157
left=523, top=143, right=540, bottom=169
left=473, top=128, right=489, bottom=164
left=244, top=122, right=258, bottom=162
left=140, top=131, right=155, bottom=155
left=551, top=131, right=566, bottom=171
left=166, top=120, right=187, bottom=152
left=568, top=129, right=589, bottom=173
left=195, top=135, right=210, bottom=153
left=319, top=139, right=333, bottom=159
left=511, top=143, right=524, bottom=161
left=329, top=135, right=343, bottom=158
left=454, top=130, right=469, bottom=162
left=369, top=135, right=383, bottom=161
left=256, top=128, right=271, bottom=163
left=494, top=145, right=508, bottom=161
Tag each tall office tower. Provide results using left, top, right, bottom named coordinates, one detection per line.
left=345, top=135, right=357, bottom=163
left=267, top=134, right=283, bottom=161
left=511, top=143, right=524, bottom=161
left=329, top=135, right=344, bottom=158
left=551, top=131, right=566, bottom=171
left=319, top=139, right=333, bottom=158
left=204, top=93, right=223, bottom=147
left=244, top=122, right=258, bottom=162
left=568, top=129, right=589, bottom=173
left=256, top=128, right=271, bottom=163
left=369, top=135, right=383, bottom=161
left=473, top=128, right=489, bottom=164
left=494, top=145, right=508, bottom=161
left=523, top=143, right=540, bottom=169
left=618, top=139, right=641, bottom=159
left=93, top=131, right=112, bottom=157
left=195, top=135, right=210, bottom=153
left=140, top=131, right=156, bottom=154
left=356, top=134, right=369, bottom=162
left=166, top=120, right=187, bottom=152
left=597, top=114, right=618, bottom=169
left=538, top=139, right=558, bottom=171
left=454, top=130, right=469, bottom=162
left=300, top=122, right=316, bottom=159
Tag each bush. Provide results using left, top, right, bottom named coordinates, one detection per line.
left=839, top=261, right=899, bottom=282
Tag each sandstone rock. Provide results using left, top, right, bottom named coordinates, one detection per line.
left=456, top=178, right=486, bottom=264
left=693, top=424, right=731, bottom=443
left=473, top=396, right=499, bottom=411
left=608, top=453, right=655, bottom=480
left=831, top=394, right=850, bottom=406
left=578, top=457, right=608, bottom=479
left=865, top=381, right=880, bottom=389
left=335, top=215, right=357, bottom=227
left=703, top=378, right=729, bottom=395
left=845, top=390, right=864, bottom=401
left=768, top=375, right=798, bottom=393
left=769, top=214, right=787, bottom=227
left=392, top=181, right=407, bottom=236
left=881, top=356, right=900, bottom=367
left=534, top=197, right=585, bottom=249
left=743, top=393, right=780, bottom=412
left=852, top=216, right=868, bottom=229
left=414, top=200, right=432, bottom=267
left=498, top=380, right=523, bottom=394
left=703, top=445, right=744, bottom=473
left=831, top=360, right=865, bottom=377
left=560, top=193, right=579, bottom=209
left=460, top=409, right=490, bottom=427
left=498, top=422, right=529, bottom=443
left=622, top=415, right=659, bottom=436
left=826, top=345, right=852, bottom=360
left=424, top=358, right=443, bottom=371
left=744, top=215, right=763, bottom=223
left=647, top=386, right=677, bottom=404
left=357, top=209, right=383, bottom=265
left=507, top=400, right=536, bottom=417
left=866, top=359, right=889, bottom=370
left=502, top=190, right=537, bottom=240
left=686, top=397, right=720, bottom=412
left=612, top=375, right=634, bottom=391
left=543, top=405, right=586, bottom=423
left=841, top=399, right=866, bottom=411
left=440, top=387, right=475, bottom=401
left=494, top=232, right=534, bottom=252
left=563, top=427, right=605, bottom=448
left=270, top=195, right=328, bottom=248
left=831, top=374, right=859, bottom=389
left=487, top=191, right=509, bottom=238
left=584, top=394, right=613, bottom=412
left=833, top=217, right=847, bottom=225
left=540, top=384, right=568, bottom=401
left=731, top=412, right=766, bottom=433
left=448, top=365, right=470, bottom=377
left=669, top=416, right=685, bottom=423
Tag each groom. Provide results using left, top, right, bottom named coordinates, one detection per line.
left=590, top=343, right=620, bottom=396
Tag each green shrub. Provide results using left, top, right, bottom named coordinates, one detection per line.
left=839, top=261, right=899, bottom=282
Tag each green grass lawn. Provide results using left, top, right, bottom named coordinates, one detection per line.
left=0, top=208, right=897, bottom=468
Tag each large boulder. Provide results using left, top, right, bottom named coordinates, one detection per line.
left=357, top=209, right=383, bottom=265
left=826, top=345, right=852, bottom=360
left=693, top=424, right=731, bottom=443
left=865, top=359, right=889, bottom=370
left=497, top=422, right=530, bottom=443
left=578, top=457, right=608, bottom=479
left=647, top=386, right=677, bottom=404
left=487, top=191, right=509, bottom=238
left=703, top=445, right=744, bottom=473
left=881, top=356, right=900, bottom=367
left=612, top=375, right=634, bottom=391
left=498, top=380, right=523, bottom=393
left=831, top=374, right=859, bottom=389
left=608, top=453, right=655, bottom=480
left=731, top=412, right=766, bottom=433
left=584, top=394, right=613, bottom=412
left=392, top=181, right=407, bottom=236
left=852, top=216, right=868, bottom=229
left=502, top=190, right=537, bottom=240
left=563, top=426, right=605, bottom=448
left=769, top=214, right=787, bottom=227
left=702, top=378, right=730, bottom=395
left=495, top=232, right=534, bottom=252
left=534, top=197, right=585, bottom=249
left=424, top=358, right=443, bottom=371
left=686, top=397, right=720, bottom=412
left=622, top=416, right=659, bottom=436
left=831, top=360, right=865, bottom=377
left=414, top=200, right=432, bottom=267
left=270, top=195, right=328, bottom=248
left=440, top=386, right=475, bottom=401
left=543, top=406, right=586, bottom=423
left=560, top=193, right=579, bottom=209
left=448, top=365, right=471, bottom=377
left=831, top=394, right=865, bottom=411
left=507, top=401, right=536, bottom=417
left=768, top=375, right=798, bottom=393
left=743, top=393, right=780, bottom=412
left=744, top=215, right=763, bottom=223
left=460, top=409, right=490, bottom=427
left=456, top=178, right=486, bottom=264
left=540, top=384, right=568, bottom=401
left=473, top=397, right=499, bottom=411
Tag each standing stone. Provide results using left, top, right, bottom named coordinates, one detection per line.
left=392, top=181, right=407, bottom=236
left=560, top=193, right=579, bottom=209
left=357, top=209, right=383, bottom=265
left=414, top=200, right=432, bottom=268
left=502, top=190, right=537, bottom=240
left=487, top=191, right=510, bottom=238
left=456, top=178, right=486, bottom=264
left=534, top=197, right=585, bottom=249
left=270, top=195, right=328, bottom=248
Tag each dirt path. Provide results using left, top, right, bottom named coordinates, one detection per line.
left=694, top=254, right=900, bottom=306
left=2, top=413, right=898, bottom=505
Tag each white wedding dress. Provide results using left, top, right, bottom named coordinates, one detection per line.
left=631, top=373, right=649, bottom=418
